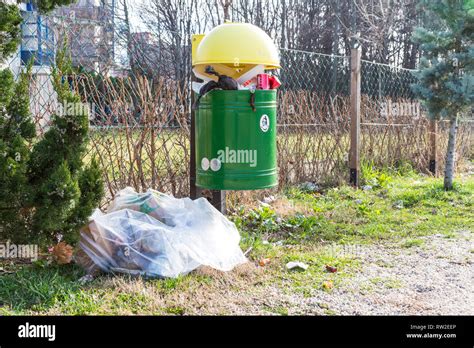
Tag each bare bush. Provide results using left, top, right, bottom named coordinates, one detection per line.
left=67, top=73, right=472, bottom=208
left=73, top=74, right=191, bottom=204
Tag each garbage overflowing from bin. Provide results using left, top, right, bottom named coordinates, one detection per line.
left=191, top=22, right=281, bottom=99
left=75, top=187, right=247, bottom=278
left=192, top=64, right=281, bottom=96
left=192, top=64, right=281, bottom=111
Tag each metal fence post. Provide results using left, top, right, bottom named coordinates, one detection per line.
left=189, top=86, right=200, bottom=199
left=429, top=119, right=437, bottom=175
left=189, top=68, right=226, bottom=213
left=349, top=47, right=362, bottom=187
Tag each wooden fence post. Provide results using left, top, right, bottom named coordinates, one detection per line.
left=429, top=119, right=437, bottom=175
left=349, top=47, right=362, bottom=187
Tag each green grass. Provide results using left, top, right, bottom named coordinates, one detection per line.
left=401, top=238, right=424, bottom=248
left=277, top=245, right=359, bottom=297
left=0, top=264, right=86, bottom=314
left=236, top=173, right=473, bottom=247
left=86, top=129, right=189, bottom=180
left=233, top=171, right=473, bottom=297
left=369, top=277, right=404, bottom=289
left=268, top=305, right=289, bottom=315
left=0, top=265, right=216, bottom=315
left=0, top=171, right=472, bottom=315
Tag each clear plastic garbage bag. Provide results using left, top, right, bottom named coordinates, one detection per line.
left=78, top=187, right=247, bottom=278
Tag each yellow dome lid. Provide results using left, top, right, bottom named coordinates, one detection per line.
left=192, top=22, right=280, bottom=72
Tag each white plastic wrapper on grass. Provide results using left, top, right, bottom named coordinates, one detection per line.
left=79, top=187, right=247, bottom=278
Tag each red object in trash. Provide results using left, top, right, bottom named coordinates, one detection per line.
left=242, top=77, right=257, bottom=88
left=268, top=75, right=281, bottom=89
left=257, top=74, right=270, bottom=89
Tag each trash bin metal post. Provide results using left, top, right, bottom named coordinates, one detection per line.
left=190, top=34, right=205, bottom=200
left=190, top=87, right=202, bottom=199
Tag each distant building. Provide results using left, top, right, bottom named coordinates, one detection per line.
left=129, top=32, right=159, bottom=76
left=17, top=2, right=57, bottom=132
left=128, top=31, right=178, bottom=79
left=2, top=1, right=120, bottom=132
left=53, top=0, right=115, bottom=73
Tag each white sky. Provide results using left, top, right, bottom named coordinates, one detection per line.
left=126, top=0, right=148, bottom=33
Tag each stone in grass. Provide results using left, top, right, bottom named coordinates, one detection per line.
left=286, top=261, right=309, bottom=271
left=393, top=200, right=404, bottom=209
left=78, top=274, right=95, bottom=284
left=299, top=182, right=319, bottom=192
left=262, top=195, right=276, bottom=204
left=318, top=302, right=330, bottom=309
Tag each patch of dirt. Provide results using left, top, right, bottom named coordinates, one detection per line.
left=150, top=230, right=473, bottom=315
left=258, top=230, right=474, bottom=315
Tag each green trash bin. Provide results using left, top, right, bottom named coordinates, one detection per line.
left=195, top=89, right=277, bottom=190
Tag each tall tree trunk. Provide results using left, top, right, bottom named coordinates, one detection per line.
left=220, top=0, right=232, bottom=22
left=122, top=0, right=134, bottom=73
left=444, top=116, right=458, bottom=190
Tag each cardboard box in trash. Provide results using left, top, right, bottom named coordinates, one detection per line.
left=75, top=222, right=106, bottom=274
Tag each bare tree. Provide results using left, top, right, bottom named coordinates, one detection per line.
left=345, top=0, right=420, bottom=66
left=130, top=0, right=422, bottom=83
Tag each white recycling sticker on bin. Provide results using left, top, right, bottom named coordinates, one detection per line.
left=201, top=157, right=209, bottom=171
left=210, top=158, right=221, bottom=171
left=260, top=114, right=270, bottom=132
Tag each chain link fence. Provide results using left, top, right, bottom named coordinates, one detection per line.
left=3, top=5, right=472, bottom=205
left=359, top=60, right=472, bottom=175
left=277, top=49, right=350, bottom=186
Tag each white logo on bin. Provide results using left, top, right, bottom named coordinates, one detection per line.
left=210, top=158, right=222, bottom=171
left=260, top=114, right=270, bottom=132
left=216, top=147, right=257, bottom=167
left=201, top=157, right=209, bottom=171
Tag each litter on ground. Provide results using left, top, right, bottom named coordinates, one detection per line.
left=76, top=187, right=247, bottom=278
left=286, top=261, right=309, bottom=271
